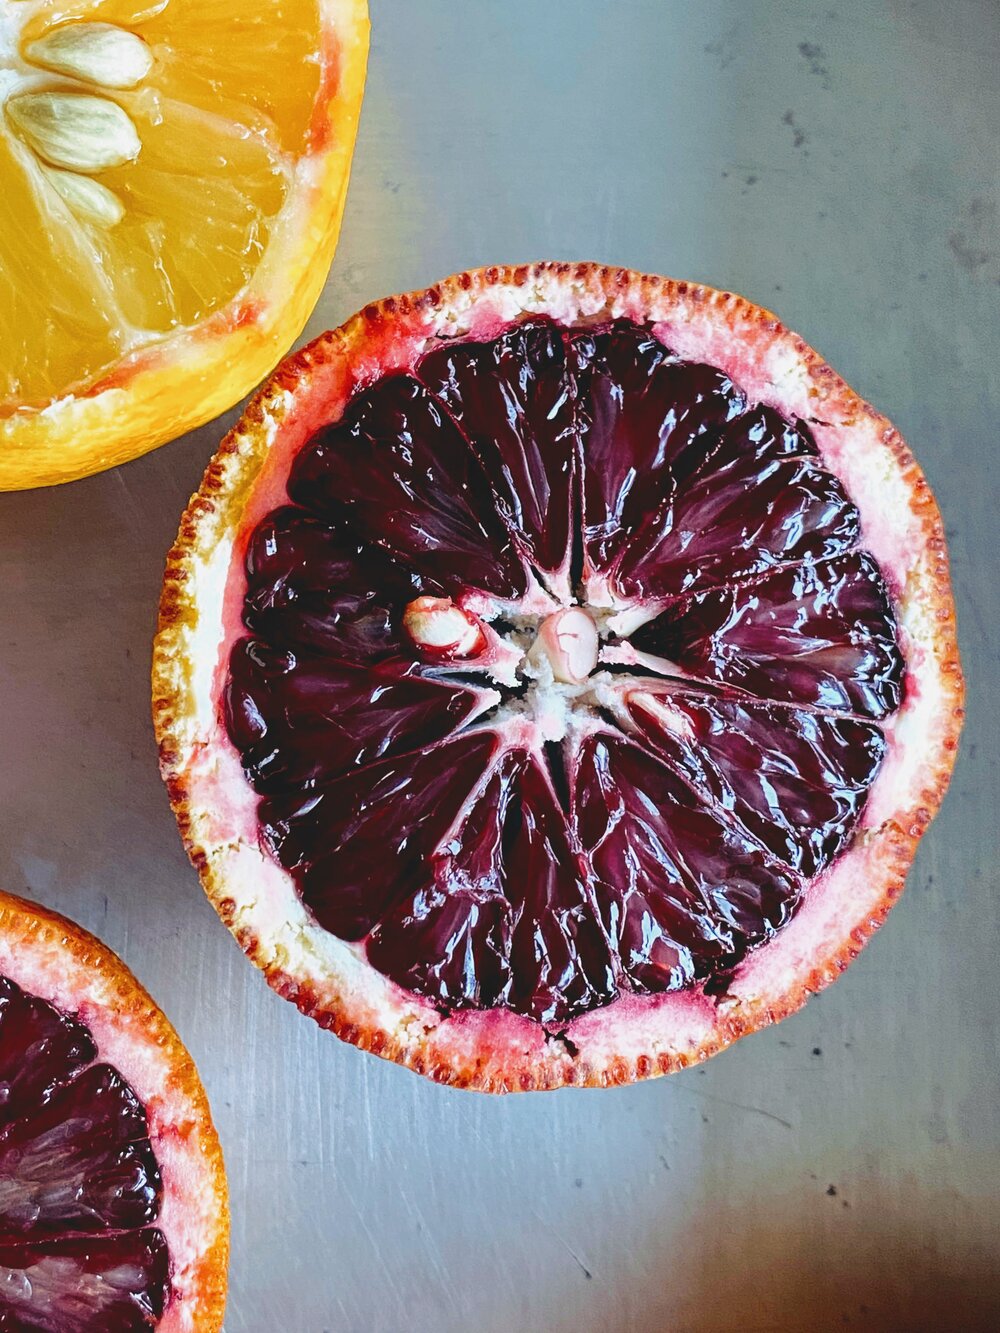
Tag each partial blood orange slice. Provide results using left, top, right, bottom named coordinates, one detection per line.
left=0, top=890, right=228, bottom=1327
left=153, top=263, right=964, bottom=1092
left=0, top=0, right=369, bottom=490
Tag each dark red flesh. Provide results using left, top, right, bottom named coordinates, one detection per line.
left=288, top=376, right=526, bottom=600
left=226, top=317, right=905, bottom=1028
left=419, top=320, right=578, bottom=579
left=632, top=551, right=904, bottom=718
left=0, top=978, right=168, bottom=1331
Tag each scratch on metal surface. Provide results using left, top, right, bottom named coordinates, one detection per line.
left=678, top=1084, right=794, bottom=1131
left=358, top=1057, right=379, bottom=1162
left=341, top=1190, right=399, bottom=1294
left=558, top=1236, right=593, bottom=1282
left=529, top=1207, right=595, bottom=1282
left=112, top=468, right=147, bottom=539
left=396, top=1182, right=460, bottom=1309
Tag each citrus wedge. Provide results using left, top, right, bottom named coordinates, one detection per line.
left=0, top=0, right=369, bottom=489
left=0, top=889, right=228, bottom=1328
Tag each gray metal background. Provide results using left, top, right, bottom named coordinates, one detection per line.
left=1, top=1, right=998, bottom=1329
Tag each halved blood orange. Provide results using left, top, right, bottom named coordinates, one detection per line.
left=0, top=0, right=369, bottom=490
left=153, top=263, right=964, bottom=1092
left=0, top=890, right=228, bottom=1328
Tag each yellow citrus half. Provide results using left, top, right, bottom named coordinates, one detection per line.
left=0, top=0, right=369, bottom=489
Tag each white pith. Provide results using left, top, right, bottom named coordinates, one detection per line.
left=155, top=265, right=963, bottom=1090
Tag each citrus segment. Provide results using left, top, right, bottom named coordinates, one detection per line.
left=0, top=129, right=125, bottom=408
left=573, top=322, right=746, bottom=579
left=632, top=551, right=905, bottom=717
left=623, top=690, right=886, bottom=878
left=225, top=639, right=494, bottom=794
left=418, top=321, right=579, bottom=589
left=0, top=1232, right=171, bottom=1331
left=154, top=264, right=964, bottom=1091
left=574, top=732, right=801, bottom=990
left=287, top=376, right=529, bottom=601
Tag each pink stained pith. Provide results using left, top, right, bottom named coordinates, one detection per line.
left=223, top=317, right=906, bottom=1028
left=0, top=977, right=169, bottom=1331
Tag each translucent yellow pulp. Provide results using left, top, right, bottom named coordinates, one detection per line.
left=0, top=0, right=322, bottom=413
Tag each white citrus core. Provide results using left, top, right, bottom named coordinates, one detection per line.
left=402, top=592, right=615, bottom=747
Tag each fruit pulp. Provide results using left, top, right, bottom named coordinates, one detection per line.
left=0, top=976, right=169, bottom=1331
left=0, top=0, right=322, bottom=414
left=224, top=317, right=905, bottom=1028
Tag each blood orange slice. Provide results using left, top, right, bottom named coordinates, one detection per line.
left=153, top=263, right=963, bottom=1092
left=0, top=890, right=227, bottom=1327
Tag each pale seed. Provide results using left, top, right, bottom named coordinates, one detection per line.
left=403, top=597, right=484, bottom=656
left=7, top=92, right=141, bottom=173
left=41, top=165, right=125, bottom=228
left=25, top=22, right=153, bottom=91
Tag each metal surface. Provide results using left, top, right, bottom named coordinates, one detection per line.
left=1, top=1, right=998, bottom=1328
